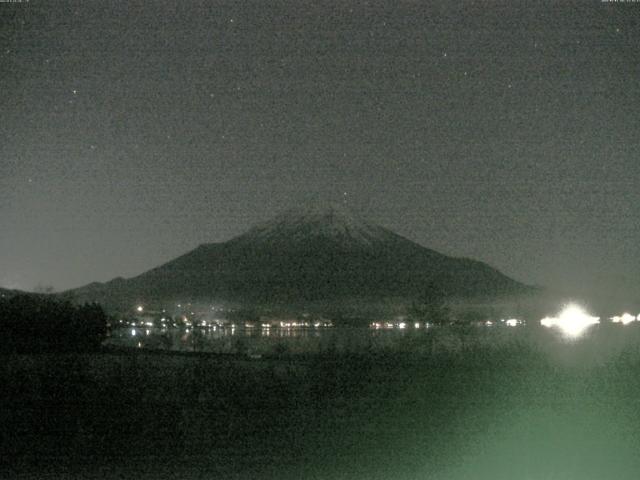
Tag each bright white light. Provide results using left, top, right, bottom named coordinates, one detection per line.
left=505, top=319, right=519, bottom=327
left=131, top=328, right=136, bottom=336
left=540, top=304, right=599, bottom=337
left=136, top=305, right=143, bottom=312
left=398, top=322, right=406, bottom=329
left=485, top=320, right=494, bottom=327
left=611, top=313, right=636, bottom=325
left=414, top=322, right=420, bottom=329
left=540, top=317, right=554, bottom=328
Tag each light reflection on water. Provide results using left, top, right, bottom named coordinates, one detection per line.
left=108, top=324, right=423, bottom=355
left=106, top=317, right=640, bottom=360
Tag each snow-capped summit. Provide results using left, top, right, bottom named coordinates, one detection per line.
left=238, top=202, right=390, bottom=248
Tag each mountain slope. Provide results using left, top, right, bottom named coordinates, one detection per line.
left=68, top=203, right=530, bottom=308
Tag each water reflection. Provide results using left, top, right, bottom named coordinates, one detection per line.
left=111, top=323, right=424, bottom=355
left=121, top=324, right=329, bottom=342
left=111, top=305, right=640, bottom=356
left=116, top=315, right=535, bottom=355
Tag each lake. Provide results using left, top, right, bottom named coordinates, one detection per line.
left=105, top=320, right=640, bottom=361
left=107, top=323, right=428, bottom=355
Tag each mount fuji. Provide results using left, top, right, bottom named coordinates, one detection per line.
left=68, top=203, right=530, bottom=309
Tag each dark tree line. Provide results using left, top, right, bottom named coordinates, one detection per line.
left=0, top=294, right=108, bottom=353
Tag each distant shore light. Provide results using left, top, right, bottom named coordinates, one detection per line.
left=611, top=313, right=636, bottom=325
left=540, top=304, right=599, bottom=337
left=136, top=305, right=143, bottom=312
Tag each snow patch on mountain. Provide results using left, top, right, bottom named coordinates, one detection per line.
left=238, top=203, right=392, bottom=248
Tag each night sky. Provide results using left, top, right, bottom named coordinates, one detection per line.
left=2, top=1, right=639, bottom=296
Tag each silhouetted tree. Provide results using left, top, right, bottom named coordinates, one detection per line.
left=0, top=294, right=108, bottom=353
left=34, top=284, right=55, bottom=294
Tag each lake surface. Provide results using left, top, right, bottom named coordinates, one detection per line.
left=107, top=324, right=427, bottom=355
left=105, top=321, right=640, bottom=360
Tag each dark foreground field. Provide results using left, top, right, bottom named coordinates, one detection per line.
left=3, top=327, right=640, bottom=479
